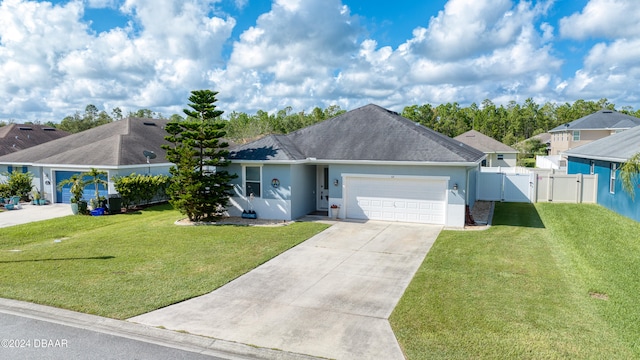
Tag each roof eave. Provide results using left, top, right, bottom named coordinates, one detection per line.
left=564, top=153, right=628, bottom=163
left=231, top=158, right=484, bottom=167
left=28, top=162, right=174, bottom=170
left=550, top=126, right=632, bottom=133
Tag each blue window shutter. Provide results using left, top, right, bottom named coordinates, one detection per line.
left=22, top=166, right=27, bottom=173
left=7, top=166, right=12, bottom=174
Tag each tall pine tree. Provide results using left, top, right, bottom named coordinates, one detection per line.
left=163, top=90, right=236, bottom=221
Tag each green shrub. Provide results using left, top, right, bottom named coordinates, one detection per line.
left=3, top=171, right=34, bottom=201
left=112, top=173, right=170, bottom=209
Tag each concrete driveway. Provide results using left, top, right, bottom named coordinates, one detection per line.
left=0, top=203, right=73, bottom=228
left=130, top=221, right=442, bottom=360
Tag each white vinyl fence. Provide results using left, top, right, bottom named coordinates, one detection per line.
left=477, top=170, right=597, bottom=204
left=533, top=173, right=598, bottom=203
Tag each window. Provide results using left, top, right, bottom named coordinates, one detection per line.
left=497, top=154, right=504, bottom=160
left=590, top=160, right=595, bottom=175
left=573, top=130, right=580, bottom=141
left=610, top=163, right=617, bottom=194
left=244, top=166, right=261, bottom=197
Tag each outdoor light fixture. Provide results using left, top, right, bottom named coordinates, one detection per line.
left=453, top=183, right=458, bottom=191
left=334, top=179, right=339, bottom=186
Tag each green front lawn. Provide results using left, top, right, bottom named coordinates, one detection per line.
left=0, top=204, right=328, bottom=319
left=391, top=202, right=640, bottom=359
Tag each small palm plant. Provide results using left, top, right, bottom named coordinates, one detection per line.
left=57, top=174, right=85, bottom=203
left=57, top=174, right=85, bottom=214
left=621, top=152, right=640, bottom=200
left=83, top=168, right=108, bottom=208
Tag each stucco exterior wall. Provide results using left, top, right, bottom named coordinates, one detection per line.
left=485, top=153, right=517, bottom=167
left=551, top=130, right=613, bottom=155
left=568, top=156, right=640, bottom=222
left=227, top=162, right=478, bottom=224
left=227, top=163, right=292, bottom=220
left=290, top=164, right=316, bottom=219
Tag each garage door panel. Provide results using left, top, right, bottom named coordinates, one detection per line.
left=55, top=170, right=108, bottom=204
left=345, top=177, right=447, bottom=225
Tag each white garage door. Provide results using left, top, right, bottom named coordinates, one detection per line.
left=344, top=176, right=447, bottom=224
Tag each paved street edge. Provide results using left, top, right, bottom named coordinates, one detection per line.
left=0, top=298, right=322, bottom=360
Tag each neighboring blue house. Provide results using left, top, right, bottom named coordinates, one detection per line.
left=565, top=125, right=640, bottom=222
left=227, top=104, right=485, bottom=227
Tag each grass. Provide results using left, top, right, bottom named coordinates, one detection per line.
left=390, top=202, right=640, bottom=359
left=0, top=204, right=328, bottom=319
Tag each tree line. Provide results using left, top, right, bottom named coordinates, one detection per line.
left=15, top=97, right=640, bottom=146
left=221, top=98, right=637, bottom=145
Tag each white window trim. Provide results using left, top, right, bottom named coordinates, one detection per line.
left=573, top=130, right=580, bottom=141
left=610, top=163, right=617, bottom=194
left=243, top=165, right=262, bottom=198
left=589, top=160, right=595, bottom=175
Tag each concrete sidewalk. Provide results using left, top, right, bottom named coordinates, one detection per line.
left=0, top=203, right=73, bottom=228
left=130, top=221, right=442, bottom=360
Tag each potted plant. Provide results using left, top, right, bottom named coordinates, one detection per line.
left=0, top=183, right=10, bottom=204
left=38, top=192, right=47, bottom=205
left=330, top=204, right=340, bottom=219
left=57, top=174, right=85, bottom=215
left=31, top=190, right=40, bottom=205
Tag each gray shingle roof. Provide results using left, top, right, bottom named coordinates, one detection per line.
left=0, top=118, right=171, bottom=167
left=454, top=130, right=517, bottom=153
left=564, top=126, right=640, bottom=162
left=0, top=124, right=70, bottom=155
left=229, top=104, right=485, bottom=163
left=549, top=109, right=640, bottom=132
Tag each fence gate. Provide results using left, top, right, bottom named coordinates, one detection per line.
left=503, top=173, right=534, bottom=202
left=477, top=172, right=533, bottom=203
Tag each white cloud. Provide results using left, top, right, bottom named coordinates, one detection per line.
left=212, top=0, right=562, bottom=114
left=557, top=1, right=640, bottom=104
left=3, top=0, right=640, bottom=123
left=87, top=0, right=119, bottom=8
left=404, top=0, right=553, bottom=61
left=213, top=0, right=363, bottom=112
left=559, top=0, right=640, bottom=40
left=559, top=38, right=640, bottom=102
left=0, top=0, right=234, bottom=121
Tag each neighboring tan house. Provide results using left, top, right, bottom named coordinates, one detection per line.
left=565, top=125, right=640, bottom=222
left=0, top=124, right=70, bottom=156
left=454, top=130, right=518, bottom=167
left=549, top=110, right=640, bottom=156
left=227, top=104, right=485, bottom=227
left=0, top=118, right=172, bottom=203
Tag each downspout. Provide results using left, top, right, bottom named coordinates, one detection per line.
left=466, top=166, right=471, bottom=205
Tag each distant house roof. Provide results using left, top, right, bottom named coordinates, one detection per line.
left=229, top=104, right=485, bottom=164
left=0, top=124, right=70, bottom=155
left=0, top=118, right=172, bottom=167
left=549, top=110, right=640, bottom=133
left=454, top=130, right=517, bottom=154
left=530, top=132, right=551, bottom=144
left=564, top=126, right=640, bottom=163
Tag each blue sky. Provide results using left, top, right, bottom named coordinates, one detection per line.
left=1, top=0, right=639, bottom=122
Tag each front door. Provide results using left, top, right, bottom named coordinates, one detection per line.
left=317, top=166, right=329, bottom=210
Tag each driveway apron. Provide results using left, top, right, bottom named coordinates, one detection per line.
left=129, top=221, right=442, bottom=360
left=0, top=203, right=73, bottom=228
